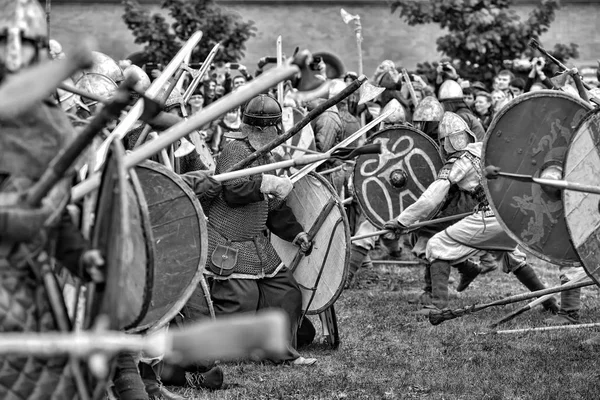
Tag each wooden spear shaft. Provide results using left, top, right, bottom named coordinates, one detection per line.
left=351, top=211, right=474, bottom=242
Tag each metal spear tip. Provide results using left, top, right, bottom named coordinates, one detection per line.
left=358, top=81, right=385, bottom=105
left=340, top=8, right=359, bottom=24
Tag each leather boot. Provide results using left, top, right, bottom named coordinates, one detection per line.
left=344, top=244, right=369, bottom=289
left=513, top=264, right=559, bottom=314
left=430, top=260, right=451, bottom=309
left=455, top=259, right=482, bottom=292
left=140, top=361, right=189, bottom=400
left=544, top=277, right=581, bottom=325
left=408, top=264, right=432, bottom=305
left=113, top=353, right=149, bottom=400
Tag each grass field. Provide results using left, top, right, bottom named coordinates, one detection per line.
left=172, top=255, right=600, bottom=400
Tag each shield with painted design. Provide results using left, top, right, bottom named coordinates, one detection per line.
left=564, top=109, right=600, bottom=284
left=482, top=90, right=592, bottom=265
left=271, top=173, right=350, bottom=314
left=352, top=126, right=443, bottom=229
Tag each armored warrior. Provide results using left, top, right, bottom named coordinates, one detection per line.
left=437, top=80, right=486, bottom=141
left=0, top=1, right=106, bottom=399
left=384, top=112, right=559, bottom=313
left=202, top=94, right=316, bottom=366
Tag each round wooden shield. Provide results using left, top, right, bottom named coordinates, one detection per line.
left=353, top=125, right=443, bottom=228
left=271, top=173, right=350, bottom=314
left=127, top=160, right=208, bottom=333
left=564, top=109, right=600, bottom=285
left=91, top=139, right=151, bottom=330
left=482, top=90, right=591, bottom=265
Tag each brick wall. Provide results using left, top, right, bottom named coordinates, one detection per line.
left=49, top=2, right=600, bottom=75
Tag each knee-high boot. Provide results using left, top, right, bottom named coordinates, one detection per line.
left=408, top=264, right=432, bottom=304
left=513, top=264, right=559, bottom=314
left=345, top=244, right=369, bottom=289
left=544, top=277, right=581, bottom=325
left=430, top=260, right=451, bottom=309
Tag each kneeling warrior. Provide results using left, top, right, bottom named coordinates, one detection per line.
left=384, top=112, right=559, bottom=314
left=203, top=94, right=316, bottom=366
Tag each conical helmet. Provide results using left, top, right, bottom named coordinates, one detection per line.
left=74, top=73, right=117, bottom=108
left=438, top=80, right=463, bottom=101
left=381, top=99, right=405, bottom=125
left=438, top=111, right=476, bottom=154
left=73, top=51, right=124, bottom=84
left=413, top=96, right=444, bottom=122
left=0, top=0, right=47, bottom=72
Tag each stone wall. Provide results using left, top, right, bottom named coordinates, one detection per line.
left=50, top=1, right=600, bottom=75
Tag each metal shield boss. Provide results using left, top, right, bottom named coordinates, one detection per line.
left=352, top=126, right=444, bottom=228
left=563, top=109, right=600, bottom=284
left=271, top=173, right=350, bottom=314
left=482, top=90, right=592, bottom=265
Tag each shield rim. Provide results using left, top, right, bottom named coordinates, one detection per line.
left=307, top=172, right=350, bottom=315
left=482, top=89, right=592, bottom=265
left=91, top=139, right=154, bottom=330
left=126, top=160, right=209, bottom=334
left=273, top=172, right=350, bottom=315
left=563, top=107, right=600, bottom=286
left=353, top=125, right=442, bottom=229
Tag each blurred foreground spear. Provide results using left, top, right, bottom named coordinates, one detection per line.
left=0, top=311, right=288, bottom=364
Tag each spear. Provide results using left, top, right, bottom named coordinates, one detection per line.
left=484, top=165, right=600, bottom=195
left=0, top=311, right=288, bottom=363
left=212, top=144, right=381, bottom=183
left=428, top=275, right=594, bottom=326
left=350, top=211, right=475, bottom=242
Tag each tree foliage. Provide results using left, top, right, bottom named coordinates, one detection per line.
left=122, top=0, right=256, bottom=65
left=390, top=0, right=579, bottom=83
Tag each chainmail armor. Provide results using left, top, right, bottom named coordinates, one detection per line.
left=206, top=139, right=282, bottom=277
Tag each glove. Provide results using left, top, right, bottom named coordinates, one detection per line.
left=80, top=249, right=105, bottom=283
left=293, top=232, right=313, bottom=255
left=383, top=219, right=407, bottom=240
left=260, top=174, right=293, bottom=200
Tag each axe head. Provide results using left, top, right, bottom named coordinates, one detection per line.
left=174, top=137, right=196, bottom=158
left=358, top=81, right=385, bottom=105
left=340, top=8, right=359, bottom=24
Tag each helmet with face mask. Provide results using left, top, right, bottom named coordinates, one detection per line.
left=0, top=0, right=48, bottom=76
left=438, top=111, right=477, bottom=158
left=240, top=94, right=282, bottom=150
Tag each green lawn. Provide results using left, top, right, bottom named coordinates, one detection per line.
left=172, top=256, right=600, bottom=400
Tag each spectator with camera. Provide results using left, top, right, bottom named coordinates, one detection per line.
left=524, top=57, right=555, bottom=92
